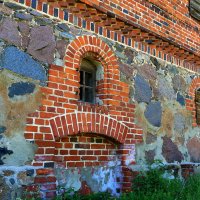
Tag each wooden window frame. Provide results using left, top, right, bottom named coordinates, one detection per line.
left=79, top=59, right=96, bottom=104
left=196, top=88, right=200, bottom=125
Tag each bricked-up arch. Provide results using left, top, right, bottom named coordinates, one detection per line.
left=50, top=112, right=129, bottom=143
left=186, top=77, right=200, bottom=127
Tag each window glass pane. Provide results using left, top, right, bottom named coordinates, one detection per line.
left=85, top=72, right=93, bottom=86
left=80, top=86, right=84, bottom=101
left=80, top=71, right=83, bottom=85
left=85, top=88, right=94, bottom=103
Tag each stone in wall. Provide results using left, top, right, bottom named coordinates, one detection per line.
left=172, top=75, right=187, bottom=92
left=137, top=64, right=157, bottom=81
left=187, top=137, right=200, bottom=162
left=56, top=23, right=70, bottom=32
left=27, top=26, right=56, bottom=64
left=0, top=126, right=6, bottom=134
left=35, top=17, right=52, bottom=26
left=162, top=136, right=183, bottom=163
left=8, top=82, right=35, bottom=98
left=144, top=101, right=162, bottom=127
left=158, top=76, right=175, bottom=100
left=161, top=109, right=174, bottom=138
left=146, top=132, right=157, bottom=144
left=176, top=92, right=185, bottom=106
left=27, top=9, right=43, bottom=17
left=115, top=43, right=126, bottom=60
left=150, top=57, right=163, bottom=70
left=124, top=48, right=137, bottom=64
left=17, top=170, right=34, bottom=185
left=0, top=147, right=13, bottom=165
left=0, top=18, right=21, bottom=47
left=166, top=64, right=179, bottom=75
left=134, top=74, right=152, bottom=103
left=14, top=12, right=33, bottom=21
left=0, top=176, right=12, bottom=200
left=174, top=113, right=187, bottom=134
left=119, top=62, right=134, bottom=80
left=4, top=2, right=24, bottom=10
left=0, top=46, right=47, bottom=85
left=56, top=39, right=69, bottom=59
left=0, top=4, right=13, bottom=15
left=145, top=150, right=155, bottom=163
left=134, top=52, right=151, bottom=65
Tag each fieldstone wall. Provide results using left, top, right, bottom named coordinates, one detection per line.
left=97, top=39, right=200, bottom=165
left=115, top=47, right=199, bottom=164
left=0, top=166, right=39, bottom=200
left=0, top=1, right=200, bottom=199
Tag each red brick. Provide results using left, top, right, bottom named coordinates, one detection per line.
left=64, top=156, right=81, bottom=161
left=36, top=141, right=55, bottom=147
left=26, top=126, right=38, bottom=132
left=81, top=156, right=97, bottom=161
left=91, top=144, right=106, bottom=149
left=60, top=150, right=68, bottom=155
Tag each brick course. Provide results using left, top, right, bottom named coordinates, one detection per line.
left=77, top=0, right=200, bottom=56
left=14, top=0, right=200, bottom=72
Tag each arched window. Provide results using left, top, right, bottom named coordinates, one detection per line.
left=79, top=58, right=96, bottom=103
left=195, top=88, right=200, bottom=125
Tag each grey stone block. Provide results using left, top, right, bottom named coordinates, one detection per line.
left=27, top=26, right=56, bottom=64
left=134, top=74, right=152, bottom=103
left=144, top=101, right=162, bottom=127
left=8, top=82, right=35, bottom=98
left=14, top=12, right=33, bottom=21
left=0, top=46, right=47, bottom=85
left=162, top=136, right=183, bottom=163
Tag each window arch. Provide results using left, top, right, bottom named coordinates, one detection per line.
left=195, top=88, right=200, bottom=125
left=79, top=58, right=96, bottom=103
left=186, top=77, right=200, bottom=127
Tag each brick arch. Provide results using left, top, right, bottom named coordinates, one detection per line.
left=63, top=35, right=126, bottom=108
left=64, top=35, right=120, bottom=78
left=49, top=112, right=129, bottom=144
left=186, top=77, right=200, bottom=127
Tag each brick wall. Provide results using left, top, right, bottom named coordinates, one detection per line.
left=23, top=35, right=143, bottom=198
left=78, top=0, right=200, bottom=55
left=14, top=0, right=200, bottom=71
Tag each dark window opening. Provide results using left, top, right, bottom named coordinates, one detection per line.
left=196, top=88, right=200, bottom=125
left=79, top=59, right=96, bottom=103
